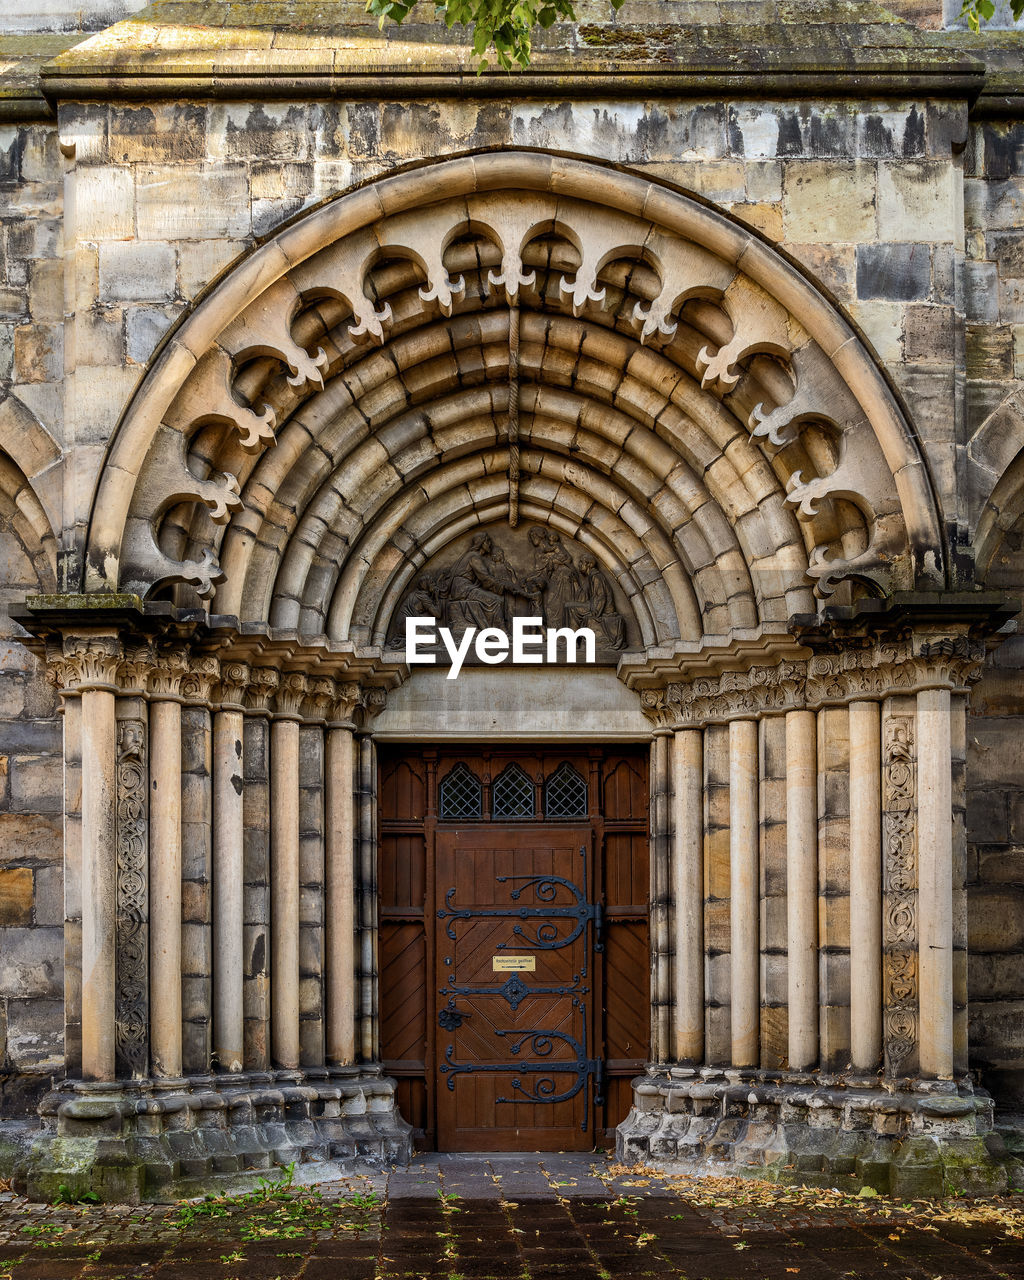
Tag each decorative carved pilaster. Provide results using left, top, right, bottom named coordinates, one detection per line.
left=882, top=712, right=917, bottom=1077
left=115, top=719, right=148, bottom=1078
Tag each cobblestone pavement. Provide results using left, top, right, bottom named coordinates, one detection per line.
left=1, top=1153, right=1023, bottom=1279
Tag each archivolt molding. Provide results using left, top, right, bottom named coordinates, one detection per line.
left=85, top=152, right=945, bottom=646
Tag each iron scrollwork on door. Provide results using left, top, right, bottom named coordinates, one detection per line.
left=437, top=845, right=603, bottom=951
left=437, top=845, right=604, bottom=1131
left=439, top=1003, right=604, bottom=1132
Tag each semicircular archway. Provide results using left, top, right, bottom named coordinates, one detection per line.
left=85, top=150, right=946, bottom=651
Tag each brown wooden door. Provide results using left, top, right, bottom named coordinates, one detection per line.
left=434, top=827, right=596, bottom=1151
left=378, top=745, right=649, bottom=1152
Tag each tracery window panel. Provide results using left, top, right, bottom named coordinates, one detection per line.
left=544, top=762, right=588, bottom=819
left=439, top=763, right=483, bottom=819
left=491, top=763, right=535, bottom=819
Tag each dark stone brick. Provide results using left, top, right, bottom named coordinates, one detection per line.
left=983, top=121, right=1024, bottom=182
left=856, top=242, right=931, bottom=300
left=986, top=231, right=1024, bottom=280
left=904, top=305, right=956, bottom=362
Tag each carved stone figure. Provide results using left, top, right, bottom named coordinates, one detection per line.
left=564, top=555, right=627, bottom=650
left=386, top=523, right=637, bottom=656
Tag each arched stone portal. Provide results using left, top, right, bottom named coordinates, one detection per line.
left=16, top=151, right=1010, bottom=1200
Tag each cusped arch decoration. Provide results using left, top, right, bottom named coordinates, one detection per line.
left=85, top=151, right=945, bottom=649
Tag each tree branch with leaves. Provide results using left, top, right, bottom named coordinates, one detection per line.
left=366, top=0, right=1019, bottom=72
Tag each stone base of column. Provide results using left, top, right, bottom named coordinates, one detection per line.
left=14, top=1067, right=413, bottom=1204
left=617, top=1066, right=1017, bottom=1198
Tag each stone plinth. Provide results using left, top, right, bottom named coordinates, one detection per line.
left=617, top=1066, right=1018, bottom=1197
left=15, top=1068, right=412, bottom=1203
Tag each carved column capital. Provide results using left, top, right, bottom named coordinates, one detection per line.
left=119, top=640, right=157, bottom=696
left=61, top=633, right=124, bottom=692
left=148, top=645, right=190, bottom=700
left=246, top=666, right=280, bottom=714
left=360, top=685, right=388, bottom=725
left=303, top=676, right=336, bottom=721
left=329, top=681, right=362, bottom=728
left=913, top=634, right=987, bottom=691
left=275, top=672, right=308, bottom=719
left=180, top=655, right=221, bottom=705
left=217, top=660, right=252, bottom=710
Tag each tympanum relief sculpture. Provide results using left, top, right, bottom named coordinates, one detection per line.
left=387, top=525, right=634, bottom=660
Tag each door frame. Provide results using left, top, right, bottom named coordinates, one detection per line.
left=377, top=743, right=651, bottom=1151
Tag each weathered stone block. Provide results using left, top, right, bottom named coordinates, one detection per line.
left=0, top=866, right=33, bottom=925
left=98, top=241, right=177, bottom=303
left=13, top=323, right=62, bottom=383
left=783, top=162, right=876, bottom=243
left=0, top=927, right=62, bottom=997
left=967, top=324, right=1015, bottom=380
left=109, top=104, right=207, bottom=166
left=136, top=164, right=250, bottom=241
left=969, top=886, right=1024, bottom=952
left=877, top=161, right=958, bottom=243
left=856, top=242, right=931, bottom=301
left=72, top=167, right=134, bottom=240
left=126, top=304, right=183, bottom=365
left=8, top=754, right=61, bottom=815
left=904, top=304, right=956, bottom=363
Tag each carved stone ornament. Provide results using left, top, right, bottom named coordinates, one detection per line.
left=147, top=645, right=190, bottom=699
left=179, top=655, right=221, bottom=704
left=330, top=681, right=362, bottom=726
left=303, top=676, right=337, bottom=720
left=115, top=719, right=148, bottom=1078
left=882, top=713, right=918, bottom=1078
left=245, top=666, right=281, bottom=713
left=274, top=672, right=308, bottom=718
left=386, top=523, right=635, bottom=660
left=60, top=634, right=123, bottom=690
left=637, top=633, right=987, bottom=729
left=217, top=661, right=252, bottom=709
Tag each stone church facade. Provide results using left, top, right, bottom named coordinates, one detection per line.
left=0, top=0, right=1023, bottom=1201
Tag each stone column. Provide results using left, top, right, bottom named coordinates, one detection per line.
left=671, top=728, right=703, bottom=1064
left=917, top=685, right=953, bottom=1080
left=785, top=709, right=818, bottom=1071
left=213, top=662, right=249, bottom=1073
left=64, top=634, right=122, bottom=1082
left=300, top=678, right=335, bottom=1067
left=730, top=718, right=759, bottom=1068
left=148, top=649, right=186, bottom=1080
left=849, top=698, right=883, bottom=1071
left=326, top=684, right=359, bottom=1066
left=271, top=673, right=306, bottom=1070
left=243, top=668, right=278, bottom=1070
left=650, top=730, right=672, bottom=1062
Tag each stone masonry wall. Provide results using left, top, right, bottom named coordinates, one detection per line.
left=0, top=117, right=65, bottom=1114
left=964, top=115, right=1024, bottom=1112
left=0, top=85, right=1023, bottom=1110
